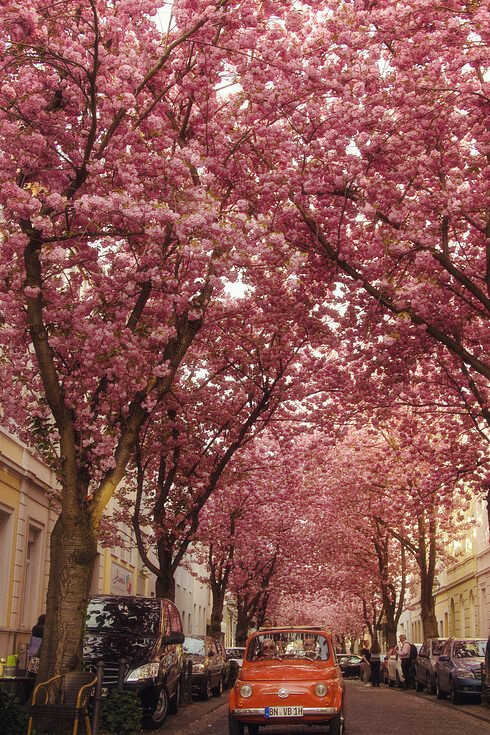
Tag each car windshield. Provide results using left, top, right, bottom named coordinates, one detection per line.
left=85, top=598, right=160, bottom=636
left=247, top=632, right=329, bottom=662
left=432, top=640, right=447, bottom=656
left=184, top=637, right=206, bottom=655
left=453, top=640, right=486, bottom=658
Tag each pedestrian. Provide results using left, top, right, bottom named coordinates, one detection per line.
left=370, top=648, right=381, bottom=687
left=397, top=634, right=411, bottom=688
left=360, top=640, right=372, bottom=687
left=25, top=614, right=45, bottom=699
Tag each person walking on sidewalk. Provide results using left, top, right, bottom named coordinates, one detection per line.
left=360, top=640, right=372, bottom=686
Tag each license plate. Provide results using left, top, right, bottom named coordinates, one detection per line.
left=265, top=706, right=303, bottom=718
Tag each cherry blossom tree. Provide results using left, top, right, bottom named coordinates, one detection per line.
left=0, top=0, right=278, bottom=678
left=222, top=0, right=489, bottom=435
left=318, top=411, right=482, bottom=639
left=129, top=280, right=342, bottom=600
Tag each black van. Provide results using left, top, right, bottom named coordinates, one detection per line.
left=83, top=595, right=184, bottom=729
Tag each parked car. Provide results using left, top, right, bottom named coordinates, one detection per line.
left=337, top=653, right=362, bottom=678
left=435, top=638, right=486, bottom=704
left=83, top=595, right=184, bottom=729
left=386, top=647, right=404, bottom=687
left=226, top=647, right=246, bottom=667
left=229, top=627, right=346, bottom=735
left=226, top=647, right=246, bottom=684
left=215, top=638, right=232, bottom=688
left=415, top=638, right=447, bottom=693
left=184, top=635, right=226, bottom=699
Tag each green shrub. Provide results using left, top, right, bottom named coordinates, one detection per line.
left=0, top=685, right=28, bottom=735
left=99, top=689, right=142, bottom=734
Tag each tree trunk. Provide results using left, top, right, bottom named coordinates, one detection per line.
left=419, top=512, right=439, bottom=639
left=155, top=542, right=176, bottom=600
left=235, top=602, right=249, bottom=646
left=38, top=509, right=97, bottom=681
left=208, top=590, right=225, bottom=639
left=385, top=620, right=398, bottom=650
left=420, top=571, right=438, bottom=639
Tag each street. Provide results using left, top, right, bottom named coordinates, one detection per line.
left=156, top=681, right=490, bottom=735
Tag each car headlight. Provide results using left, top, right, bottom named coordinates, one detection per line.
left=455, top=668, right=475, bottom=678
left=126, top=662, right=159, bottom=682
left=240, top=684, right=253, bottom=698
left=192, top=663, right=205, bottom=673
left=315, top=682, right=328, bottom=697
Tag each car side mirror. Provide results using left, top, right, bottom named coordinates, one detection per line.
left=165, top=632, right=185, bottom=645
left=438, top=655, right=449, bottom=662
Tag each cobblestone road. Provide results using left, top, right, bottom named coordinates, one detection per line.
left=156, top=680, right=490, bottom=735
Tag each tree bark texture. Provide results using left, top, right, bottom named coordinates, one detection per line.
left=38, top=510, right=97, bottom=681
left=420, top=571, right=439, bottom=639
left=208, top=592, right=225, bottom=640
left=155, top=543, right=176, bottom=600
left=235, top=601, right=249, bottom=647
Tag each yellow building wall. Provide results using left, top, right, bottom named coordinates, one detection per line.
left=434, top=555, right=479, bottom=637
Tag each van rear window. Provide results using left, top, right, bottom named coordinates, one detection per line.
left=86, top=598, right=160, bottom=636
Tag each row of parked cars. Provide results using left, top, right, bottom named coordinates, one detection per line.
left=336, top=637, right=487, bottom=705
left=82, top=595, right=245, bottom=729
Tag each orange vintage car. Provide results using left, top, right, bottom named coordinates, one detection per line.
left=229, top=627, right=346, bottom=735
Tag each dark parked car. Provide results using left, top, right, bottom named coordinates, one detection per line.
left=337, top=653, right=362, bottom=678
left=435, top=638, right=486, bottom=704
left=83, top=595, right=184, bottom=729
left=226, top=646, right=245, bottom=685
left=415, top=638, right=447, bottom=693
left=226, top=647, right=245, bottom=667
left=214, top=638, right=232, bottom=688
left=184, top=635, right=226, bottom=699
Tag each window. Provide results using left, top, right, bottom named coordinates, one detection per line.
left=459, top=595, right=465, bottom=637
left=21, top=523, right=43, bottom=629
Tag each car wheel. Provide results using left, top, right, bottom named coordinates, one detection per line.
left=329, top=711, right=344, bottom=735
left=143, top=686, right=169, bottom=729
left=449, top=678, right=462, bottom=705
left=436, top=678, right=447, bottom=699
left=169, top=681, right=180, bottom=714
left=228, top=714, right=245, bottom=735
left=248, top=726, right=260, bottom=735
left=212, top=674, right=223, bottom=697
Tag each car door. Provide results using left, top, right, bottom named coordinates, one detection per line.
left=437, top=641, right=451, bottom=691
left=207, top=639, right=221, bottom=687
left=164, top=601, right=184, bottom=696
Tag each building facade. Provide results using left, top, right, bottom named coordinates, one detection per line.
left=0, top=427, right=212, bottom=662
left=398, top=498, right=490, bottom=642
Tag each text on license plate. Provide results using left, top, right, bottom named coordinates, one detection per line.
left=265, top=706, right=303, bottom=717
